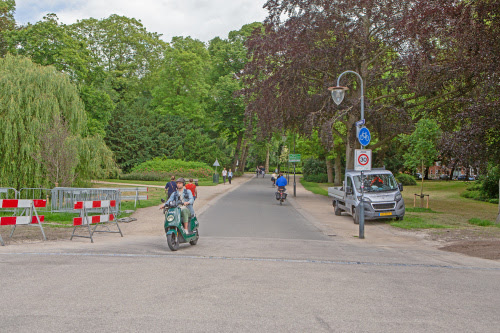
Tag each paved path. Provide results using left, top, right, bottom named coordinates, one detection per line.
left=1, top=175, right=499, bottom=332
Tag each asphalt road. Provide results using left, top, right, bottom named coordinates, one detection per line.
left=1, top=176, right=499, bottom=332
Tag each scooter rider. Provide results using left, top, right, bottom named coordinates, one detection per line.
left=275, top=172, right=287, bottom=190
left=160, top=178, right=194, bottom=233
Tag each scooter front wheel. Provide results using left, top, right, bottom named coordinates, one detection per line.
left=167, top=231, right=180, bottom=251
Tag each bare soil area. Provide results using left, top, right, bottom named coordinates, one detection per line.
left=426, top=228, right=500, bottom=260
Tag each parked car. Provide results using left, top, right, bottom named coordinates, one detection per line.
left=415, top=173, right=422, bottom=180
left=457, top=175, right=475, bottom=181
left=439, top=174, right=450, bottom=180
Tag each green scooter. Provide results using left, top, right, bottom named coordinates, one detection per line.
left=161, top=199, right=199, bottom=251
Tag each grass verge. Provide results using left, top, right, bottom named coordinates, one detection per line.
left=468, top=218, right=500, bottom=228
left=405, top=207, right=438, bottom=213
left=390, top=216, right=449, bottom=229
left=300, top=179, right=329, bottom=196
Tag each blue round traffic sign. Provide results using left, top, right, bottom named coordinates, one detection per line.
left=358, top=127, right=371, bottom=146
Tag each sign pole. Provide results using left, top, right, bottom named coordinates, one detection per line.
left=360, top=170, right=365, bottom=239
left=293, top=134, right=296, bottom=197
left=355, top=147, right=371, bottom=239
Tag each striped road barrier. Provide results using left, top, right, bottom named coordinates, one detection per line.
left=70, top=200, right=123, bottom=243
left=0, top=199, right=47, bottom=246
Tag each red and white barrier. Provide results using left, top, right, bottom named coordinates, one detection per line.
left=0, top=215, right=45, bottom=225
left=74, top=200, right=116, bottom=210
left=0, top=199, right=47, bottom=246
left=0, top=199, right=47, bottom=209
left=70, top=200, right=122, bottom=243
left=73, top=214, right=115, bottom=226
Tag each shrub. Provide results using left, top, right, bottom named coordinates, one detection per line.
left=121, top=158, right=213, bottom=180
left=480, top=166, right=499, bottom=199
left=304, top=173, right=329, bottom=183
left=119, top=171, right=166, bottom=181
left=395, top=173, right=417, bottom=186
left=303, top=158, right=327, bottom=177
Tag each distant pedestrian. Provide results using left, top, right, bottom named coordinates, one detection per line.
left=185, top=178, right=197, bottom=201
left=222, top=168, right=227, bottom=185
left=165, top=175, right=176, bottom=198
left=256, top=167, right=260, bottom=178
left=228, top=169, right=233, bottom=184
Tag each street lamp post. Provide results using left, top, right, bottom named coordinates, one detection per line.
left=329, top=70, right=366, bottom=239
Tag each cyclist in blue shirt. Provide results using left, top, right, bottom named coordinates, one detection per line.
left=275, top=173, right=287, bottom=189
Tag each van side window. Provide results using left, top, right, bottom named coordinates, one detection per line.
left=346, top=177, right=353, bottom=191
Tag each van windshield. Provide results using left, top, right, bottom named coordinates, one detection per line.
left=353, top=174, right=398, bottom=192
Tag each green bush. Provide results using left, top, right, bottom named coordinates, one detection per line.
left=122, top=158, right=213, bottom=180
left=119, top=171, right=166, bottom=181
left=480, top=166, right=499, bottom=199
left=303, top=158, right=327, bottom=177
left=395, top=173, right=417, bottom=186
left=304, top=173, right=329, bottom=183
left=461, top=190, right=482, bottom=200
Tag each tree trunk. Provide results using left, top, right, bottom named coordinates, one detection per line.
left=334, top=150, right=342, bottom=186
left=240, top=143, right=249, bottom=173
left=265, top=146, right=270, bottom=173
left=326, top=156, right=334, bottom=183
left=420, top=160, right=425, bottom=208
left=232, top=134, right=243, bottom=172
left=345, top=112, right=358, bottom=171
left=496, top=179, right=500, bottom=224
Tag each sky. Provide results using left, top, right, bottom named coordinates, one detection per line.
left=14, top=0, right=269, bottom=42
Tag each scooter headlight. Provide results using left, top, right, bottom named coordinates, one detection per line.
left=167, top=215, right=175, bottom=222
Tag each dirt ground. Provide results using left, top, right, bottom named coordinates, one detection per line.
left=2, top=175, right=499, bottom=261
left=423, top=228, right=500, bottom=260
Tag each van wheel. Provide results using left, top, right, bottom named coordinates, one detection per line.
left=396, top=216, right=404, bottom=221
left=334, top=202, right=342, bottom=216
left=352, top=207, right=359, bottom=224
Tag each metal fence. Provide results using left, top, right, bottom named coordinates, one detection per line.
left=3, top=187, right=122, bottom=215
left=0, top=188, right=19, bottom=213
left=19, top=188, right=52, bottom=212
left=50, top=187, right=120, bottom=215
left=0, top=187, right=18, bottom=199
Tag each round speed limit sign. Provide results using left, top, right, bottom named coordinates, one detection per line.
left=355, top=149, right=372, bottom=171
left=358, top=154, right=369, bottom=165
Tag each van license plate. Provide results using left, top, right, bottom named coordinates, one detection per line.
left=379, top=212, right=392, bottom=216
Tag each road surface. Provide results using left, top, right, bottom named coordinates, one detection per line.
left=0, top=176, right=499, bottom=332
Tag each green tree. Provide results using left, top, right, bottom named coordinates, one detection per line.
left=5, top=14, right=115, bottom=137
left=5, top=14, right=91, bottom=80
left=0, top=55, right=115, bottom=188
left=400, top=119, right=441, bottom=207
left=152, top=37, right=211, bottom=123
left=208, top=23, right=262, bottom=170
left=0, top=0, right=15, bottom=56
left=70, top=15, right=167, bottom=102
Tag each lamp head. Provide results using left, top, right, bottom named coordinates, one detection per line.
left=328, top=86, right=349, bottom=105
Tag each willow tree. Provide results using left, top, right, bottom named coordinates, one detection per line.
left=0, top=55, right=114, bottom=189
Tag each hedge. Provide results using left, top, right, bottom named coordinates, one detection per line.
left=121, top=158, right=213, bottom=180
left=303, top=173, right=329, bottom=183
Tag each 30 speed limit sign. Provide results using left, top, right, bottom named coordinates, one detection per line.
left=355, top=149, right=372, bottom=171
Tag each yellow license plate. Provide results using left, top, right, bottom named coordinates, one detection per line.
left=379, top=212, right=392, bottom=216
